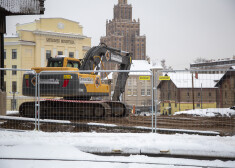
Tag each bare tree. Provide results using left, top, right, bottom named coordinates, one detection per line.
left=161, top=59, right=167, bottom=70
left=161, top=59, right=173, bottom=70
left=193, top=57, right=209, bottom=63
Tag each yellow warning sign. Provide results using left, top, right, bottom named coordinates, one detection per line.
left=139, top=76, right=150, bottom=80
left=159, top=76, right=170, bottom=80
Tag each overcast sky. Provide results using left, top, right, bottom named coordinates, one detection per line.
left=6, top=0, right=235, bottom=69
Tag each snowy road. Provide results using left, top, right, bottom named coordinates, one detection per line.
left=0, top=130, right=235, bottom=168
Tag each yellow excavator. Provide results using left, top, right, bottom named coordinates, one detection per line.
left=19, top=43, right=132, bottom=119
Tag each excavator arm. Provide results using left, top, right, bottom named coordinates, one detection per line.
left=80, top=43, right=132, bottom=101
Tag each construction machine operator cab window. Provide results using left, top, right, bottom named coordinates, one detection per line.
left=47, top=60, right=63, bottom=67
left=67, top=61, right=81, bottom=69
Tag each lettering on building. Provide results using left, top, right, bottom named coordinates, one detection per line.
left=46, top=38, right=75, bottom=44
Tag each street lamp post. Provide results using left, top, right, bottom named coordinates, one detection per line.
left=9, top=91, right=19, bottom=111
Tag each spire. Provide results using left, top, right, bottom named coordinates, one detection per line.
left=114, top=0, right=132, bottom=21
left=118, top=0, right=127, bottom=4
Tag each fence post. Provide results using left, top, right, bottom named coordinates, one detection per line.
left=34, top=72, right=37, bottom=130
left=151, top=71, right=154, bottom=133
left=155, top=71, right=158, bottom=133
left=37, top=73, right=40, bottom=131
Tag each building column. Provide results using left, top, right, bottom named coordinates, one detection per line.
left=53, top=48, right=57, bottom=57
left=75, top=50, right=79, bottom=59
left=41, top=47, right=45, bottom=67
left=64, top=49, right=68, bottom=57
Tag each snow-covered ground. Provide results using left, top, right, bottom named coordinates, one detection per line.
left=174, top=108, right=235, bottom=117
left=0, top=130, right=235, bottom=168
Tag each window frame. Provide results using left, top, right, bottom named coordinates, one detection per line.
left=46, top=50, right=51, bottom=60
left=12, top=81, right=17, bottom=92
left=12, top=65, right=17, bottom=75
left=12, top=49, right=17, bottom=59
left=69, top=52, right=74, bottom=58
left=4, top=49, right=6, bottom=59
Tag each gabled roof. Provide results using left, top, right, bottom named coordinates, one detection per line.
left=158, top=72, right=223, bottom=89
left=215, top=66, right=235, bottom=87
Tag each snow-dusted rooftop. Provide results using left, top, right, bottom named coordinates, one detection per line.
left=129, top=60, right=162, bottom=75
left=4, top=33, right=19, bottom=38
left=164, top=72, right=223, bottom=88
left=215, top=66, right=235, bottom=87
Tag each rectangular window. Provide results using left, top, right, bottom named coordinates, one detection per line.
left=209, top=92, right=211, bottom=97
left=141, top=89, right=145, bottom=96
left=12, top=49, right=17, bottom=59
left=58, top=51, right=63, bottom=55
left=46, top=50, right=51, bottom=60
left=12, top=81, right=17, bottom=92
left=127, top=79, right=132, bottom=86
left=198, top=92, right=200, bottom=97
left=147, top=89, right=151, bottom=96
left=127, top=89, right=132, bottom=96
left=4, top=49, right=6, bottom=59
left=197, top=103, right=200, bottom=107
left=133, top=89, right=137, bottom=96
left=12, top=65, right=17, bottom=75
left=69, top=52, right=74, bottom=58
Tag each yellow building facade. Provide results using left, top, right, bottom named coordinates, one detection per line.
left=160, top=101, right=217, bottom=115
left=4, top=18, right=91, bottom=111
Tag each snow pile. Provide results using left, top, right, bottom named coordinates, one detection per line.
left=174, top=108, right=235, bottom=117
left=0, top=131, right=235, bottom=157
left=0, top=131, right=235, bottom=167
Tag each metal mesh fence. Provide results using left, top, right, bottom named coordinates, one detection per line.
left=0, top=68, right=37, bottom=131
left=36, top=70, right=154, bottom=133
left=0, top=69, right=155, bottom=133
left=1, top=68, right=235, bottom=136
left=155, top=69, right=235, bottom=136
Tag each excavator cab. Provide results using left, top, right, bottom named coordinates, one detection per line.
left=47, top=57, right=81, bottom=69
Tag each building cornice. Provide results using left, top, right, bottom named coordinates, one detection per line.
left=4, top=40, right=35, bottom=46
left=19, top=30, right=88, bottom=39
left=33, top=30, right=88, bottom=39
left=17, top=18, right=82, bottom=27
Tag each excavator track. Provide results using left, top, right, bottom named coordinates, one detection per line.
left=19, top=99, right=128, bottom=119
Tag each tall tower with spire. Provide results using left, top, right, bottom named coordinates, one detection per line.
left=101, top=0, right=146, bottom=61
